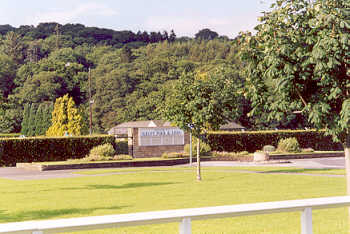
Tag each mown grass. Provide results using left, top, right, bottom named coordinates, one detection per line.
left=0, top=167, right=347, bottom=233
left=74, top=166, right=345, bottom=176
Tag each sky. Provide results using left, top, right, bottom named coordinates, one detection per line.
left=0, top=0, right=275, bottom=38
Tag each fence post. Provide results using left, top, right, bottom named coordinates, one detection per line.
left=180, top=218, right=191, bottom=234
left=301, top=207, right=313, bottom=234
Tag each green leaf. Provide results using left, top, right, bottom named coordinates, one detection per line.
left=340, top=99, right=350, bottom=129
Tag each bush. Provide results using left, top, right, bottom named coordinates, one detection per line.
left=88, top=143, right=115, bottom=159
left=161, top=152, right=188, bottom=159
left=212, top=151, right=250, bottom=157
left=263, top=145, right=276, bottom=153
left=207, top=130, right=343, bottom=153
left=113, top=154, right=133, bottom=160
left=277, top=137, right=301, bottom=153
left=302, top=147, right=314, bottom=152
left=184, top=138, right=211, bottom=155
left=238, top=151, right=249, bottom=155
left=0, top=135, right=115, bottom=166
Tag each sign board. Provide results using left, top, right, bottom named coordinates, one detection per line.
left=139, top=128, right=184, bottom=146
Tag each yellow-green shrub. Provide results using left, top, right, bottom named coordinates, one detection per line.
left=113, top=154, right=133, bottom=160
left=161, top=152, right=188, bottom=159
left=277, top=137, right=301, bottom=153
left=87, top=143, right=115, bottom=161
left=184, top=138, right=211, bottom=155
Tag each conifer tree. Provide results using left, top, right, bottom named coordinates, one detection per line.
left=34, top=104, right=44, bottom=135
left=46, top=94, right=82, bottom=136
left=33, top=102, right=54, bottom=136
left=20, top=103, right=30, bottom=135
left=42, top=103, right=53, bottom=134
left=67, top=96, right=82, bottom=135
left=27, top=103, right=37, bottom=136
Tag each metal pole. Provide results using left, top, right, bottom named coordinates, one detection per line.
left=89, top=68, right=92, bottom=135
left=301, top=208, right=313, bottom=234
left=196, top=137, right=201, bottom=181
left=189, top=132, right=192, bottom=166
left=179, top=218, right=192, bottom=234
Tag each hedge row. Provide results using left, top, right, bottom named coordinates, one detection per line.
left=207, top=130, right=343, bottom=153
left=0, top=133, right=21, bottom=138
left=0, top=135, right=115, bottom=166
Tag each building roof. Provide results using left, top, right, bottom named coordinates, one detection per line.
left=108, top=120, right=174, bottom=135
left=116, top=120, right=172, bottom=128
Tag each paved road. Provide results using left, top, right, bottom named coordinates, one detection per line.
left=0, top=167, right=82, bottom=180
left=199, top=157, right=345, bottom=169
left=0, top=157, right=345, bottom=180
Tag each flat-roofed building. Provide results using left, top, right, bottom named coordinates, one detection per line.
left=108, top=120, right=189, bottom=158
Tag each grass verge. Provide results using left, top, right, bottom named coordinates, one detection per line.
left=74, top=166, right=345, bottom=176
left=0, top=166, right=347, bottom=233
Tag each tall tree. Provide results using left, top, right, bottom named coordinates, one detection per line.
left=0, top=53, right=16, bottom=98
left=42, top=102, right=54, bottom=135
left=16, top=71, right=66, bottom=103
left=2, top=31, right=24, bottom=65
left=169, top=30, right=176, bottom=42
left=241, top=0, right=350, bottom=221
left=162, top=66, right=241, bottom=180
left=120, top=45, right=132, bottom=63
left=20, top=103, right=30, bottom=135
left=27, top=103, right=37, bottom=136
left=46, top=94, right=83, bottom=136
left=195, top=28, right=219, bottom=40
left=34, top=104, right=44, bottom=135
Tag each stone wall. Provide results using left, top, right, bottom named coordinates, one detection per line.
left=128, top=128, right=190, bottom=158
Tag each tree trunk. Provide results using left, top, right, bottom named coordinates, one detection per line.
left=189, top=132, right=192, bottom=166
left=345, top=135, right=350, bottom=231
left=196, top=137, right=201, bottom=181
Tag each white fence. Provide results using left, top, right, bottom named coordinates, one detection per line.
left=1, top=196, right=350, bottom=234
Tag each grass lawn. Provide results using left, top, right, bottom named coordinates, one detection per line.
left=74, top=166, right=345, bottom=176
left=0, top=166, right=347, bottom=233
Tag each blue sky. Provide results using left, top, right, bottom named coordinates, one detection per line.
left=0, top=0, right=274, bottom=38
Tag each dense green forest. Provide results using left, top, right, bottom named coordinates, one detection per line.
left=0, top=22, right=305, bottom=134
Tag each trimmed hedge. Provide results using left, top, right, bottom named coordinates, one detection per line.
left=0, top=133, right=21, bottom=138
left=0, top=135, right=115, bottom=166
left=207, top=130, right=343, bottom=153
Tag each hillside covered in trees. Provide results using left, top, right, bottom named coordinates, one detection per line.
left=0, top=22, right=305, bottom=134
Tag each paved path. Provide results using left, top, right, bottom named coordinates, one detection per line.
left=0, top=157, right=345, bottom=181
left=0, top=167, right=82, bottom=180
left=198, top=157, right=345, bottom=169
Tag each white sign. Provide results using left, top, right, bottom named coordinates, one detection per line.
left=139, top=128, right=184, bottom=146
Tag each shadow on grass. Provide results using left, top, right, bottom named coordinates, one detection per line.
left=260, top=168, right=340, bottom=174
left=0, top=205, right=126, bottom=223
left=88, top=182, right=178, bottom=190
left=61, top=182, right=178, bottom=191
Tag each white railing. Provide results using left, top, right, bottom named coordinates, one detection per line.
left=1, top=196, right=350, bottom=234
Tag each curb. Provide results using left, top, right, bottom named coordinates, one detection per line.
left=269, top=152, right=344, bottom=160
left=16, top=158, right=212, bottom=171
left=16, top=152, right=344, bottom=171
